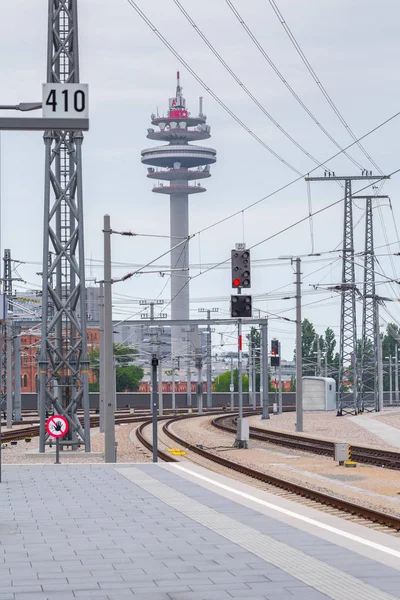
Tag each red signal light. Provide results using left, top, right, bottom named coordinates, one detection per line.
left=233, top=278, right=241, bottom=287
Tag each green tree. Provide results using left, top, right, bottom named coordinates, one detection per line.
left=89, top=348, right=100, bottom=384
left=214, top=369, right=249, bottom=392
left=88, top=343, right=143, bottom=393
left=381, top=324, right=399, bottom=391
left=324, top=327, right=336, bottom=366
left=113, top=344, right=139, bottom=365
left=301, top=318, right=317, bottom=376
left=116, top=364, right=144, bottom=392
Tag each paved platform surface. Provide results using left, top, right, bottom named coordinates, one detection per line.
left=349, top=412, right=400, bottom=447
left=0, top=462, right=400, bottom=599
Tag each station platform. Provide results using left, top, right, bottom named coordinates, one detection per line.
left=1, top=463, right=400, bottom=600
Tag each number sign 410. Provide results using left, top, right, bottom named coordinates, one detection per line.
left=42, top=84, right=89, bottom=119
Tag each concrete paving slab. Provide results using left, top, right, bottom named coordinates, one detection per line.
left=1, top=463, right=400, bottom=600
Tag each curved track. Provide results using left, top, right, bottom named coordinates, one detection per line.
left=136, top=413, right=400, bottom=533
left=213, top=414, right=400, bottom=470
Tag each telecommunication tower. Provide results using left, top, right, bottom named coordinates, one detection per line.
left=141, top=73, right=217, bottom=354
left=38, top=0, right=90, bottom=452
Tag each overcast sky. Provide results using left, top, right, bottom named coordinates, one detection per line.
left=1, top=0, right=400, bottom=361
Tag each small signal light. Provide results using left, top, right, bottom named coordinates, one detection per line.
left=233, top=278, right=241, bottom=287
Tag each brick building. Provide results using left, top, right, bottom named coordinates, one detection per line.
left=20, top=327, right=101, bottom=393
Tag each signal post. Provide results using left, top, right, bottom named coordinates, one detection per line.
left=231, top=245, right=252, bottom=448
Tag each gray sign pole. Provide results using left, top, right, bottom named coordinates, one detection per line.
left=261, top=321, right=269, bottom=419
left=295, top=258, right=303, bottom=432
left=103, top=214, right=116, bottom=462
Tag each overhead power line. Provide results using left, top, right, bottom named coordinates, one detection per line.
left=125, top=0, right=398, bottom=246
left=225, top=0, right=366, bottom=172
left=172, top=0, right=328, bottom=170
left=194, top=110, right=399, bottom=237
left=126, top=0, right=302, bottom=175
left=268, top=0, right=383, bottom=174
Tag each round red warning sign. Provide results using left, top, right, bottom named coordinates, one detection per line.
left=45, top=415, right=69, bottom=438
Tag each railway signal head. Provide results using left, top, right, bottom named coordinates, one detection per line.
left=231, top=295, right=252, bottom=318
left=271, top=339, right=280, bottom=367
left=231, top=249, right=251, bottom=288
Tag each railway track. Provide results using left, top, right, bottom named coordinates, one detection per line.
left=0, top=407, right=226, bottom=444
left=212, top=414, right=400, bottom=470
left=136, top=413, right=400, bottom=535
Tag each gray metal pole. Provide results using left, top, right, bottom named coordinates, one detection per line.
left=196, top=356, right=203, bottom=415
left=6, top=321, right=12, bottom=429
left=171, top=364, right=176, bottom=411
left=75, top=137, right=91, bottom=452
left=149, top=302, right=155, bottom=411
left=295, top=258, right=303, bottom=432
left=252, top=343, right=256, bottom=410
left=206, top=310, right=212, bottom=409
left=389, top=356, right=393, bottom=406
left=248, top=340, right=253, bottom=409
left=13, top=325, right=21, bottom=421
left=261, top=321, right=269, bottom=419
left=186, top=360, right=191, bottom=407
left=158, top=355, right=163, bottom=416
left=396, top=344, right=399, bottom=406
left=151, top=355, right=158, bottom=462
left=238, top=319, right=243, bottom=419
left=113, top=360, right=117, bottom=412
left=230, top=355, right=234, bottom=410
left=317, top=343, right=321, bottom=377
left=103, top=214, right=115, bottom=463
left=278, top=341, right=282, bottom=415
left=259, top=332, right=263, bottom=408
left=377, top=321, right=384, bottom=411
left=99, top=282, right=105, bottom=432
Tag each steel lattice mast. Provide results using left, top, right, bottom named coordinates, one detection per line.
left=0, top=249, right=12, bottom=414
left=305, top=174, right=386, bottom=415
left=39, top=0, right=90, bottom=452
left=338, top=179, right=358, bottom=414
left=359, top=196, right=378, bottom=411
left=356, top=194, right=389, bottom=412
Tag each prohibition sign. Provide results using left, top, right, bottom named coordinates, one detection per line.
left=46, top=415, right=69, bottom=438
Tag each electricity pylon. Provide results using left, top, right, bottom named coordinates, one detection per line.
left=39, top=0, right=90, bottom=452
left=305, top=174, right=387, bottom=414
left=356, top=195, right=388, bottom=412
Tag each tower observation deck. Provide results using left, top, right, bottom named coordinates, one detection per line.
left=142, top=73, right=217, bottom=356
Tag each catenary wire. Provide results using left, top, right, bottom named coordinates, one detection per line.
left=126, top=0, right=302, bottom=175
left=268, top=0, right=383, bottom=175
left=225, top=0, right=367, bottom=172
left=172, top=0, right=335, bottom=170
